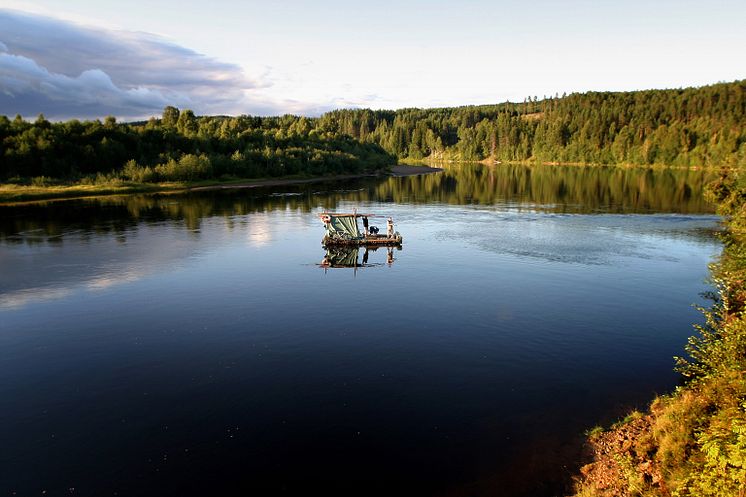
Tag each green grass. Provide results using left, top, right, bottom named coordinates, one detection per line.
left=609, top=409, right=645, bottom=430
left=0, top=171, right=382, bottom=204
left=584, top=425, right=605, bottom=438
left=0, top=181, right=187, bottom=203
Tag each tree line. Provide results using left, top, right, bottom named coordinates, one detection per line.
left=1, top=80, right=744, bottom=184
left=0, top=109, right=396, bottom=183
left=320, top=80, right=746, bottom=166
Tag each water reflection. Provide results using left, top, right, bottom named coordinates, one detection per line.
left=0, top=164, right=716, bottom=243
left=0, top=163, right=718, bottom=314
left=391, top=163, right=716, bottom=213
left=320, top=246, right=400, bottom=270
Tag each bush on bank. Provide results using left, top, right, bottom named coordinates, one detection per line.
left=573, top=169, right=746, bottom=496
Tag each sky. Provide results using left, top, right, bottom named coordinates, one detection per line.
left=1, top=0, right=745, bottom=120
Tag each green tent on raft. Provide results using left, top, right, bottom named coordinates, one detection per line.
left=325, top=215, right=362, bottom=240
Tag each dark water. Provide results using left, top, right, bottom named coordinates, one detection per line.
left=0, top=164, right=721, bottom=496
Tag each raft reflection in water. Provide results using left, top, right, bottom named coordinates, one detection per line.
left=320, top=245, right=401, bottom=270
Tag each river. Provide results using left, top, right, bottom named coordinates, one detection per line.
left=0, top=164, right=722, bottom=496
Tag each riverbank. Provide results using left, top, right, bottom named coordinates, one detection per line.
left=571, top=170, right=746, bottom=496
left=0, top=164, right=442, bottom=204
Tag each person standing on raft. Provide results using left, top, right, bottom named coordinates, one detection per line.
left=387, top=217, right=394, bottom=238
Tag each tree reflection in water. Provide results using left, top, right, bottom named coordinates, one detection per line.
left=0, top=163, right=716, bottom=244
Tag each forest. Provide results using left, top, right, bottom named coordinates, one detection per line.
left=0, top=109, right=396, bottom=183
left=1, top=80, right=744, bottom=185
left=321, top=79, right=746, bottom=166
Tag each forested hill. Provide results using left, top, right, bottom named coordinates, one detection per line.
left=1, top=80, right=744, bottom=183
left=0, top=110, right=397, bottom=182
left=319, top=80, right=746, bottom=166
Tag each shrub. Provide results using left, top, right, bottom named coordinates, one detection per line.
left=122, top=160, right=156, bottom=183
left=154, top=153, right=212, bottom=181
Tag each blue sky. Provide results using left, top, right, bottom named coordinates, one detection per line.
left=1, top=0, right=745, bottom=119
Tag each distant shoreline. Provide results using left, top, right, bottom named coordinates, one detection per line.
left=0, top=164, right=442, bottom=204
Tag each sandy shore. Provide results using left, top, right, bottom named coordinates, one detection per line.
left=189, top=164, right=442, bottom=192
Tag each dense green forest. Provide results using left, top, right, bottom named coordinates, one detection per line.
left=1, top=80, right=744, bottom=185
left=0, top=108, right=396, bottom=183
left=321, top=80, right=746, bottom=165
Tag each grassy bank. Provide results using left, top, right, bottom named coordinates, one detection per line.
left=0, top=181, right=185, bottom=203
left=572, top=169, right=746, bottom=496
left=0, top=164, right=449, bottom=204
left=0, top=173, right=379, bottom=203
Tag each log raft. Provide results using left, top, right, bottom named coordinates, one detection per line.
left=319, top=212, right=402, bottom=247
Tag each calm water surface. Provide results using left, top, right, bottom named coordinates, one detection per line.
left=0, top=165, right=721, bottom=496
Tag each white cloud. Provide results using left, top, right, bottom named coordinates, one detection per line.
left=0, top=9, right=312, bottom=120
left=0, top=50, right=181, bottom=118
